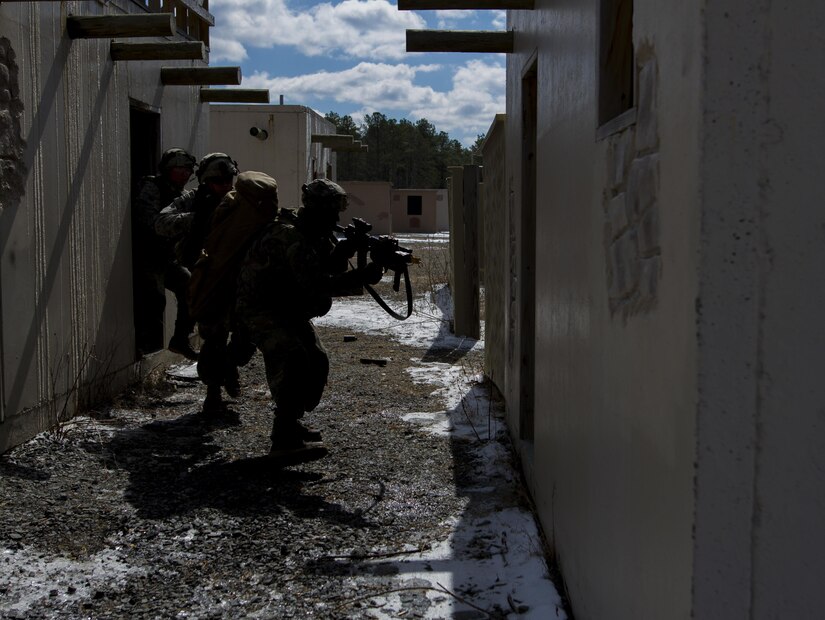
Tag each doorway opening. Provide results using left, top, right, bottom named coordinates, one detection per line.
left=129, top=104, right=162, bottom=359
left=520, top=62, right=538, bottom=442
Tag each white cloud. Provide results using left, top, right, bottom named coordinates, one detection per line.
left=491, top=9, right=507, bottom=29
left=434, top=9, right=477, bottom=29
left=209, top=38, right=248, bottom=63
left=211, top=0, right=426, bottom=62
left=243, top=58, right=505, bottom=145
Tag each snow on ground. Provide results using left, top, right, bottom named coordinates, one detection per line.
left=316, top=254, right=567, bottom=619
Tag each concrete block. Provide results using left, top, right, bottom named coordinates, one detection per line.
left=638, top=205, right=660, bottom=257
left=608, top=230, right=639, bottom=299
left=636, top=58, right=659, bottom=152
left=626, top=154, right=660, bottom=220
left=608, top=130, right=636, bottom=190
left=607, top=192, right=629, bottom=240
left=639, top=255, right=661, bottom=300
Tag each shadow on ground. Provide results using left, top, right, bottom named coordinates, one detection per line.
left=94, top=409, right=373, bottom=530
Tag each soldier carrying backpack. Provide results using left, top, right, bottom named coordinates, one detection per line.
left=187, top=171, right=279, bottom=414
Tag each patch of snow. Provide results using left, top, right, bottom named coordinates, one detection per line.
left=0, top=546, right=143, bottom=615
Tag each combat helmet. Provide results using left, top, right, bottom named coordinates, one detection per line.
left=196, top=152, right=239, bottom=183
left=158, top=148, right=196, bottom=172
left=301, top=178, right=348, bottom=212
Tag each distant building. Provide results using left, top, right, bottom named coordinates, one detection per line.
left=338, top=181, right=393, bottom=235
left=209, top=104, right=337, bottom=209
left=390, top=189, right=446, bottom=234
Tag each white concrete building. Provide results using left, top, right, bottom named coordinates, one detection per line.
left=412, top=0, right=825, bottom=617
left=0, top=1, right=213, bottom=452
left=209, top=104, right=337, bottom=209
left=491, top=1, right=825, bottom=618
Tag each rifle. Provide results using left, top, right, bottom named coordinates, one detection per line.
left=335, top=218, right=415, bottom=320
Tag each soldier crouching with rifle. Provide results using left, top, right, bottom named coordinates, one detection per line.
left=235, top=179, right=383, bottom=462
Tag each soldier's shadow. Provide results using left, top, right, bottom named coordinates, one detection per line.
left=95, top=409, right=370, bottom=528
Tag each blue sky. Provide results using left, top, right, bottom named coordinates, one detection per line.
left=209, top=0, right=507, bottom=145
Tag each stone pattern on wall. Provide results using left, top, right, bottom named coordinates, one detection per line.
left=0, top=37, right=25, bottom=213
left=604, top=51, right=660, bottom=318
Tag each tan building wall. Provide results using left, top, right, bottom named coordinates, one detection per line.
left=390, top=189, right=440, bottom=233
left=435, top=189, right=448, bottom=231
left=502, top=1, right=825, bottom=618
left=209, top=104, right=337, bottom=209
left=0, top=2, right=210, bottom=453
left=338, top=181, right=392, bottom=235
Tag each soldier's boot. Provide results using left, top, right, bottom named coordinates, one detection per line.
left=296, top=420, right=322, bottom=442
left=269, top=416, right=327, bottom=463
left=224, top=367, right=241, bottom=398
left=168, top=334, right=198, bottom=361
left=201, top=384, right=225, bottom=415
left=270, top=407, right=321, bottom=442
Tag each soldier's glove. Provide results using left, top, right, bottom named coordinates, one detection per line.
left=331, top=238, right=357, bottom=261
left=359, top=262, right=384, bottom=286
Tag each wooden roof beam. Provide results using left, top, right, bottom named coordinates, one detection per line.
left=161, top=67, right=241, bottom=86
left=177, top=0, right=215, bottom=27
left=399, top=0, right=533, bottom=9
left=67, top=14, right=175, bottom=39
left=311, top=134, right=356, bottom=148
left=200, top=89, right=270, bottom=103
left=406, top=30, right=514, bottom=53
left=110, top=41, right=205, bottom=62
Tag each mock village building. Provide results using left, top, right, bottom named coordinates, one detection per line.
left=403, top=0, right=825, bottom=618
left=0, top=1, right=225, bottom=452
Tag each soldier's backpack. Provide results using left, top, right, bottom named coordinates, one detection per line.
left=187, top=171, right=279, bottom=323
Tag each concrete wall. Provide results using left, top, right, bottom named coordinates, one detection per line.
left=481, top=116, right=506, bottom=392
left=435, top=189, right=448, bottom=231
left=339, top=181, right=392, bottom=235
left=693, top=1, right=825, bottom=618
left=209, top=104, right=336, bottom=210
left=503, top=0, right=825, bottom=618
left=505, top=1, right=700, bottom=618
left=0, top=1, right=209, bottom=453
left=391, top=189, right=439, bottom=233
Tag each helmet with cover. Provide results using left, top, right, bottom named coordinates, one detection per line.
left=301, top=179, right=348, bottom=212
left=196, top=153, right=239, bottom=183
left=299, top=179, right=347, bottom=235
left=158, top=148, right=196, bottom=172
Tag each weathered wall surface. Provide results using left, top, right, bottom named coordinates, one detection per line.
left=209, top=104, right=336, bottom=209
left=505, top=1, right=700, bottom=617
left=0, top=1, right=208, bottom=452
left=390, top=189, right=439, bottom=233
left=480, top=115, right=506, bottom=392
left=435, top=189, right=448, bottom=231
left=339, top=181, right=392, bottom=235
left=693, top=1, right=825, bottom=618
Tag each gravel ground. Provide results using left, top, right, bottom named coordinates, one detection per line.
left=0, top=241, right=564, bottom=619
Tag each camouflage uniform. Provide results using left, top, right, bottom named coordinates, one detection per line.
left=235, top=181, right=380, bottom=450
left=155, top=186, right=225, bottom=269
left=235, top=214, right=337, bottom=422
left=132, top=173, right=193, bottom=354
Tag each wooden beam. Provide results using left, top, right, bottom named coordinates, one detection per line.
left=406, top=29, right=514, bottom=53
left=66, top=14, right=175, bottom=39
left=110, top=41, right=205, bottom=62
left=399, top=0, right=533, bottom=9
left=161, top=66, right=241, bottom=86
left=311, top=134, right=355, bottom=148
left=177, top=0, right=215, bottom=27
left=200, top=89, right=270, bottom=103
